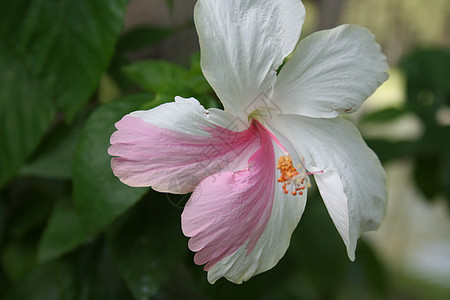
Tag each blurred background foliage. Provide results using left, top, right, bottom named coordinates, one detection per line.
left=0, top=0, right=449, bottom=299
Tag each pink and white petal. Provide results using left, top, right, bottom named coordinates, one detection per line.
left=206, top=146, right=307, bottom=284
left=270, top=115, right=387, bottom=260
left=194, top=0, right=305, bottom=120
left=108, top=97, right=260, bottom=194
left=273, top=24, right=389, bottom=118
left=182, top=124, right=306, bottom=283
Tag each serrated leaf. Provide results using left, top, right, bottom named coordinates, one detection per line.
left=73, top=95, right=152, bottom=237
left=108, top=196, right=186, bottom=299
left=38, top=197, right=87, bottom=263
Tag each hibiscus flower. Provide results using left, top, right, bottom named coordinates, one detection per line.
left=108, top=0, right=388, bottom=284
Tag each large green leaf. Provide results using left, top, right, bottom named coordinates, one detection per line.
left=0, top=42, right=55, bottom=188
left=20, top=112, right=87, bottom=179
left=37, top=197, right=87, bottom=263
left=108, top=196, right=186, bottom=299
left=0, top=0, right=128, bottom=120
left=123, top=58, right=216, bottom=108
left=5, top=242, right=133, bottom=300
left=0, top=178, right=56, bottom=282
left=123, top=60, right=188, bottom=93
left=3, top=263, right=60, bottom=300
left=73, top=95, right=152, bottom=237
left=116, top=25, right=176, bottom=53
left=0, top=0, right=128, bottom=187
left=1, top=239, right=38, bottom=282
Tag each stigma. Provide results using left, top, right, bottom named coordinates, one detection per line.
left=276, top=155, right=311, bottom=196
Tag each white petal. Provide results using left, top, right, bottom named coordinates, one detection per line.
left=129, top=96, right=234, bottom=136
left=108, top=97, right=260, bottom=193
left=206, top=142, right=307, bottom=284
left=195, top=0, right=305, bottom=120
left=273, top=24, right=389, bottom=118
left=270, top=115, right=387, bottom=260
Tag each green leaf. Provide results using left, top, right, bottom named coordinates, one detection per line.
left=117, top=25, right=176, bottom=53
left=3, top=263, right=59, bottom=300
left=0, top=178, right=56, bottom=281
left=123, top=58, right=216, bottom=108
left=1, top=239, right=37, bottom=282
left=0, top=41, right=55, bottom=188
left=20, top=112, right=87, bottom=179
left=108, top=196, right=186, bottom=299
left=289, top=192, right=350, bottom=298
left=5, top=243, right=133, bottom=300
left=38, top=197, right=88, bottom=263
left=75, top=243, right=133, bottom=300
left=400, top=48, right=450, bottom=123
left=348, top=240, right=388, bottom=298
left=0, top=0, right=128, bottom=186
left=360, top=107, right=408, bottom=123
left=6, top=179, right=55, bottom=239
left=123, top=60, right=188, bottom=93
left=365, top=139, right=416, bottom=163
left=414, top=153, right=444, bottom=200
left=0, top=0, right=128, bottom=121
left=109, top=26, right=179, bottom=94
left=0, top=200, right=5, bottom=243
left=73, top=95, right=152, bottom=238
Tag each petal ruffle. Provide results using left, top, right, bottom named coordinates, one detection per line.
left=108, top=97, right=260, bottom=194
left=273, top=24, right=389, bottom=118
left=195, top=0, right=305, bottom=120
left=270, top=115, right=387, bottom=260
left=182, top=123, right=306, bottom=283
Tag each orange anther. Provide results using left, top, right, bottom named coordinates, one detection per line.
left=276, top=154, right=308, bottom=197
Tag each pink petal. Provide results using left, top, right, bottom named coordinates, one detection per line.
left=108, top=113, right=260, bottom=194
left=181, top=122, right=276, bottom=270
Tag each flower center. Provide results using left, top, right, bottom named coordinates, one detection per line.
left=251, top=120, right=323, bottom=195
left=276, top=155, right=311, bottom=196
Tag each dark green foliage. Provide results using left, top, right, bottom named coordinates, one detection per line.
left=364, top=48, right=450, bottom=203
left=107, top=195, right=187, bottom=299
left=0, top=0, right=128, bottom=188
left=401, top=49, right=450, bottom=202
left=123, top=56, right=217, bottom=108
left=72, top=95, right=151, bottom=238
left=0, top=41, right=55, bottom=188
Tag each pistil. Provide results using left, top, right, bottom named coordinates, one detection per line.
left=276, top=155, right=321, bottom=196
